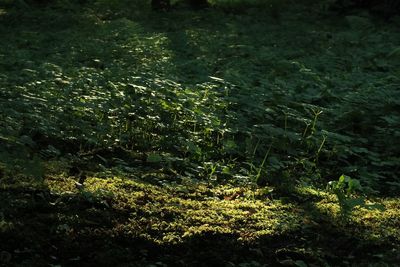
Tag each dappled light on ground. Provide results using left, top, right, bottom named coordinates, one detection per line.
left=1, top=0, right=400, bottom=265
left=1, top=174, right=399, bottom=266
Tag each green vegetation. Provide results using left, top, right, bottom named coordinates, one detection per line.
left=0, top=0, right=399, bottom=265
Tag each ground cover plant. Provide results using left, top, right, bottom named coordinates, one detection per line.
left=0, top=0, right=399, bottom=266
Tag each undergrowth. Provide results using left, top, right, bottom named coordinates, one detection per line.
left=0, top=0, right=400, bottom=265
left=1, top=0, right=399, bottom=194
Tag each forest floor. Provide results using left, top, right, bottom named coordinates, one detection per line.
left=1, top=173, right=400, bottom=266
left=1, top=1, right=400, bottom=266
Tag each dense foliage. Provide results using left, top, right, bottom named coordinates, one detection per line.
left=1, top=0, right=399, bottom=194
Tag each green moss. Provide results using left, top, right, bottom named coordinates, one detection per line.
left=43, top=175, right=400, bottom=250
left=43, top=175, right=302, bottom=243
left=0, top=173, right=398, bottom=265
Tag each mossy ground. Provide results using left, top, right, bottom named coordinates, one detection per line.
left=1, top=172, right=399, bottom=266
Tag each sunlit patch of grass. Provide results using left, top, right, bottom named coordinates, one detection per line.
left=311, top=193, right=400, bottom=245
left=0, top=172, right=398, bottom=265
left=352, top=199, right=400, bottom=240
left=45, top=175, right=303, bottom=244
left=44, top=174, right=400, bottom=250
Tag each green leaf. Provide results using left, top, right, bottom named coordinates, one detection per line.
left=295, top=260, right=308, bottom=267
left=344, top=197, right=365, bottom=209
left=364, top=203, right=385, bottom=211
left=147, top=153, right=163, bottom=163
left=347, top=178, right=362, bottom=193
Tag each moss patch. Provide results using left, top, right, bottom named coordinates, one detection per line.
left=1, top=175, right=399, bottom=266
